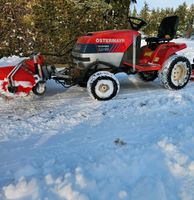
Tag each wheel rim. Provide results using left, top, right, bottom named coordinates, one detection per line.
left=95, top=80, right=114, bottom=99
left=171, top=62, right=188, bottom=86
left=36, top=83, right=46, bottom=94
left=99, top=84, right=110, bottom=93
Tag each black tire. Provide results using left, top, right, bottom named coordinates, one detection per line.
left=87, top=71, right=120, bottom=101
left=78, top=67, right=114, bottom=88
left=159, top=55, right=191, bottom=90
left=32, top=81, right=46, bottom=96
left=138, top=71, right=158, bottom=82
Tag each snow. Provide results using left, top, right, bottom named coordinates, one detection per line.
left=176, top=38, right=194, bottom=63
left=0, top=56, right=25, bottom=67
left=3, top=178, right=39, bottom=200
left=0, top=38, right=194, bottom=200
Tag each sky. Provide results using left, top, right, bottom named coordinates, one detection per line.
left=133, top=0, right=194, bottom=12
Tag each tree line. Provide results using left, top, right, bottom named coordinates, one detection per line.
left=0, top=0, right=193, bottom=63
left=136, top=2, right=194, bottom=37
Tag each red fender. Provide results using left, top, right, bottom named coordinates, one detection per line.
left=140, top=42, right=187, bottom=66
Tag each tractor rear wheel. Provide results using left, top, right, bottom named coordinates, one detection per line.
left=159, top=55, right=191, bottom=90
left=138, top=71, right=158, bottom=82
left=87, top=71, right=120, bottom=101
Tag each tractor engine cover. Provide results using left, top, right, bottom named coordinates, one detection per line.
left=72, top=30, right=140, bottom=69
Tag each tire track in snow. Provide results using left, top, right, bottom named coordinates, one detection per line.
left=1, top=79, right=194, bottom=141
left=1, top=81, right=194, bottom=115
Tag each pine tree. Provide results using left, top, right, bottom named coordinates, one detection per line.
left=104, top=0, right=135, bottom=29
left=132, top=5, right=137, bottom=17
left=175, top=2, right=189, bottom=35
left=148, top=9, right=159, bottom=36
left=0, top=0, right=34, bottom=57
left=185, top=4, right=194, bottom=37
left=140, top=2, right=151, bottom=35
left=188, top=4, right=194, bottom=24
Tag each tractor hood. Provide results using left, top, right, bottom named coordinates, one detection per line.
left=75, top=30, right=140, bottom=53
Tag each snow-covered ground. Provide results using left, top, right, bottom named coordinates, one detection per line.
left=1, top=39, right=194, bottom=200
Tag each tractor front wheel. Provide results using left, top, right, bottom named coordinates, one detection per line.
left=32, top=81, right=46, bottom=96
left=87, top=71, right=120, bottom=101
left=159, top=55, right=191, bottom=90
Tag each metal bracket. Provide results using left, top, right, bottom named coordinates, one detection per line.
left=133, top=34, right=137, bottom=72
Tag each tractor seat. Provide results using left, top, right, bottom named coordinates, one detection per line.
left=146, top=16, right=179, bottom=46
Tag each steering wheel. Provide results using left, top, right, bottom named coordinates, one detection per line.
left=128, top=16, right=147, bottom=31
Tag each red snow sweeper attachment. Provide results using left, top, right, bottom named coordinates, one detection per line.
left=0, top=53, right=49, bottom=97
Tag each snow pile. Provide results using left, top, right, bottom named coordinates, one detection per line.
left=0, top=56, right=25, bottom=67
left=3, top=178, right=39, bottom=200
left=51, top=169, right=90, bottom=200
left=55, top=183, right=88, bottom=200
left=176, top=38, right=194, bottom=62
left=159, top=139, right=194, bottom=179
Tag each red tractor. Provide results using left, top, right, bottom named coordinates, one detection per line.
left=0, top=15, right=192, bottom=100
left=71, top=15, right=191, bottom=100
